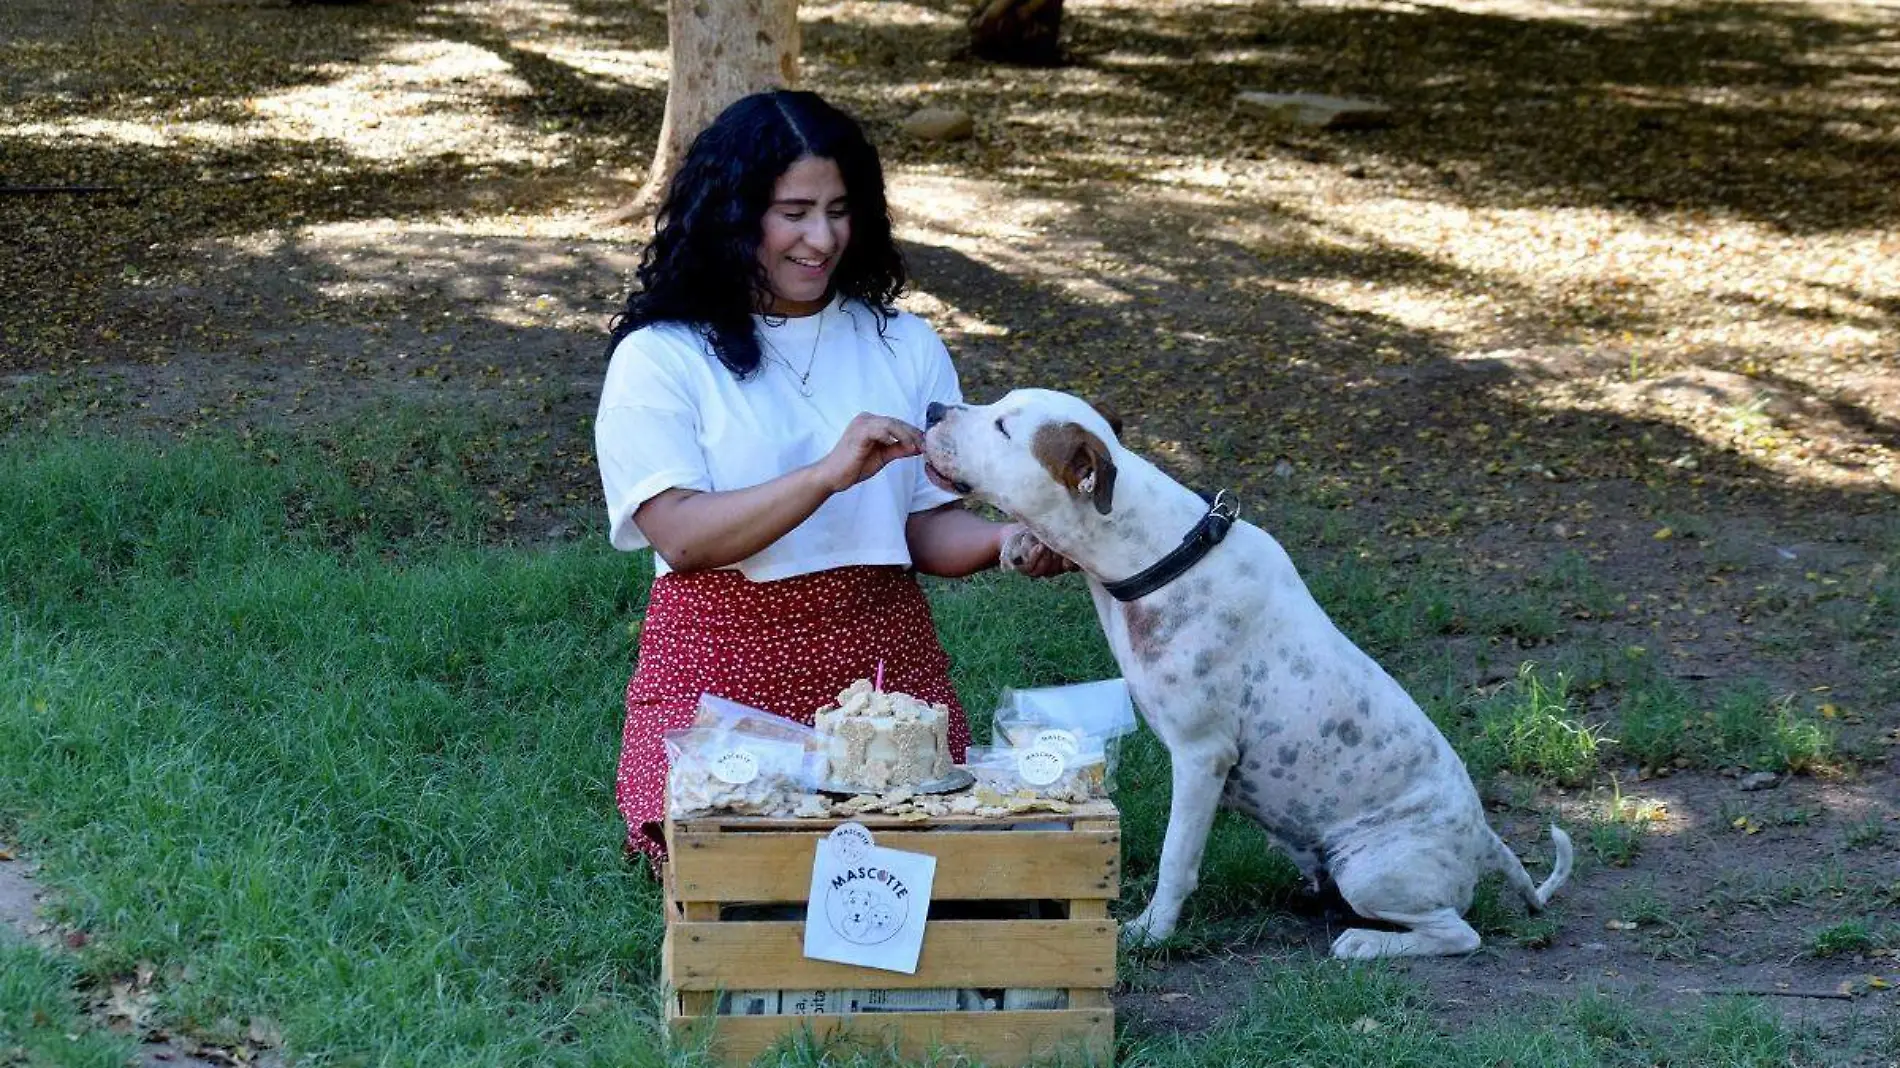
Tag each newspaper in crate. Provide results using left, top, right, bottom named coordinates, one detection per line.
left=802, top=822, right=935, bottom=974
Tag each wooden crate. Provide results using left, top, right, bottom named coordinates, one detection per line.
left=662, top=800, right=1120, bottom=1066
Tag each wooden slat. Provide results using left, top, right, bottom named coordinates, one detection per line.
left=668, top=919, right=1116, bottom=990
left=1060, top=898, right=1117, bottom=1013
left=678, top=896, right=719, bottom=1015
left=660, top=921, right=715, bottom=1015
left=669, top=1008, right=1113, bottom=1067
left=672, top=798, right=1119, bottom=833
left=672, top=828, right=1120, bottom=902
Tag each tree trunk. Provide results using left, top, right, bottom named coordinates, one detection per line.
left=605, top=0, right=800, bottom=224
left=969, top=0, right=1064, bottom=66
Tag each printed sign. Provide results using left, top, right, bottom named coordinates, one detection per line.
left=803, top=831, right=935, bottom=974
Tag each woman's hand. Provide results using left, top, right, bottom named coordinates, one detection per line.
left=999, top=524, right=1078, bottom=579
left=814, top=413, right=924, bottom=493
left=634, top=411, right=916, bottom=573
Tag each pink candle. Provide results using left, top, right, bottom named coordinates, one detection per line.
left=874, top=659, right=885, bottom=691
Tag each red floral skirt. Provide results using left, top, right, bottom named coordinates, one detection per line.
left=616, top=565, right=971, bottom=863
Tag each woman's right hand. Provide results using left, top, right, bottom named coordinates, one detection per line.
left=813, top=413, right=924, bottom=493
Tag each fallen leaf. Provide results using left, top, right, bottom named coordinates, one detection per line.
left=1606, top=919, right=1638, bottom=931
left=103, top=981, right=157, bottom=1036
left=1349, top=1016, right=1382, bottom=1033
left=246, top=1015, right=283, bottom=1047
left=1653, top=526, right=1674, bottom=540
left=1158, top=992, right=1192, bottom=1003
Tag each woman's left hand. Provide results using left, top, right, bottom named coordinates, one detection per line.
left=999, top=524, right=1078, bottom=579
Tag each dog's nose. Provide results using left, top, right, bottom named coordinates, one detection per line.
left=925, top=402, right=949, bottom=429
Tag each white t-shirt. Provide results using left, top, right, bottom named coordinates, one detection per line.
left=595, top=295, right=964, bottom=582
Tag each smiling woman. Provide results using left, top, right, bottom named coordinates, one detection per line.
left=757, top=156, right=852, bottom=318
left=594, top=89, right=1074, bottom=867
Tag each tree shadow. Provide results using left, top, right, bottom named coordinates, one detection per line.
left=0, top=0, right=673, bottom=369
left=902, top=200, right=1895, bottom=523
left=832, top=0, right=1900, bottom=234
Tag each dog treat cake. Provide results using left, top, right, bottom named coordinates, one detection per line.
left=816, top=678, right=953, bottom=790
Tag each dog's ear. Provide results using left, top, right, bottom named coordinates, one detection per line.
left=1090, top=399, right=1124, bottom=438
left=1033, top=422, right=1118, bottom=515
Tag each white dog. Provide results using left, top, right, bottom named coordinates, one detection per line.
left=923, top=389, right=1571, bottom=958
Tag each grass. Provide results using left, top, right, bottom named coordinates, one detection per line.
left=0, top=942, right=138, bottom=1066
left=1703, top=862, right=1880, bottom=916
left=1119, top=962, right=1815, bottom=1068
left=1807, top=919, right=1887, bottom=959
left=0, top=422, right=1820, bottom=1066
left=1, top=428, right=667, bottom=1065
left=1614, top=673, right=1836, bottom=775
left=1461, top=663, right=1606, bottom=788
left=1466, top=876, right=1564, bottom=950
left=1582, top=781, right=1664, bottom=868
left=1842, top=817, right=1887, bottom=850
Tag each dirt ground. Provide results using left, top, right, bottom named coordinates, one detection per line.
left=3, top=0, right=1898, bottom=1062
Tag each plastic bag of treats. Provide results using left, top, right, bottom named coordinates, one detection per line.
left=665, top=696, right=828, bottom=819
left=693, top=692, right=819, bottom=745
left=993, top=678, right=1136, bottom=794
left=962, top=740, right=1107, bottom=809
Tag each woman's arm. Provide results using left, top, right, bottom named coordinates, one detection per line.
left=905, top=504, right=1008, bottom=578
left=635, top=412, right=923, bottom=573
left=634, top=474, right=833, bottom=574
left=907, top=506, right=1075, bottom=579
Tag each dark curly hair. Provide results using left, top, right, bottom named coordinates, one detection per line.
left=607, top=90, right=907, bottom=377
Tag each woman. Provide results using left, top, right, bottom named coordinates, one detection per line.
left=596, top=89, right=1067, bottom=864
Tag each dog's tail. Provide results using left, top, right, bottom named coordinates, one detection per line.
left=1493, top=825, right=1573, bottom=912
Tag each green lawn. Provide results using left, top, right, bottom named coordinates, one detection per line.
left=0, top=419, right=1821, bottom=1066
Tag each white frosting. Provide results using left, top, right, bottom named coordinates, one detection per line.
left=816, top=679, right=952, bottom=789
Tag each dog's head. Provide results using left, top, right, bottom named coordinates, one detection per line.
left=922, top=389, right=1124, bottom=521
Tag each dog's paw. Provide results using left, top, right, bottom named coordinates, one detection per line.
left=1119, top=924, right=1157, bottom=949
left=1330, top=928, right=1396, bottom=960
left=999, top=527, right=1043, bottom=573
left=1120, top=906, right=1173, bottom=948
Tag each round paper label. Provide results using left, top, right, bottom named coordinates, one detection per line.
left=1032, top=728, right=1080, bottom=755
left=710, top=749, right=759, bottom=785
left=827, top=821, right=876, bottom=864
left=1017, top=746, right=1068, bottom=787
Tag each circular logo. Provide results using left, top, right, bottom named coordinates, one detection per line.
left=825, top=882, right=906, bottom=945
left=709, top=749, right=759, bottom=785
left=1016, top=746, right=1068, bottom=787
left=827, top=822, right=876, bottom=864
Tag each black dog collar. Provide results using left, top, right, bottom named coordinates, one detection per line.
left=1100, top=490, right=1239, bottom=602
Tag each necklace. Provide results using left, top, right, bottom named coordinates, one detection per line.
left=766, top=307, right=824, bottom=397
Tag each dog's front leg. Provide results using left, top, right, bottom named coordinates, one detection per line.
left=1123, top=744, right=1233, bottom=946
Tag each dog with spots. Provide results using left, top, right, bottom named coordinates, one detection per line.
left=922, top=389, right=1572, bottom=958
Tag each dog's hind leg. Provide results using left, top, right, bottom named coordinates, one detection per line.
left=1327, top=834, right=1485, bottom=958
left=1330, top=908, right=1481, bottom=959
left=1122, top=744, right=1233, bottom=946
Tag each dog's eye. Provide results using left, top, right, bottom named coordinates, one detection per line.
left=994, top=417, right=1010, bottom=440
